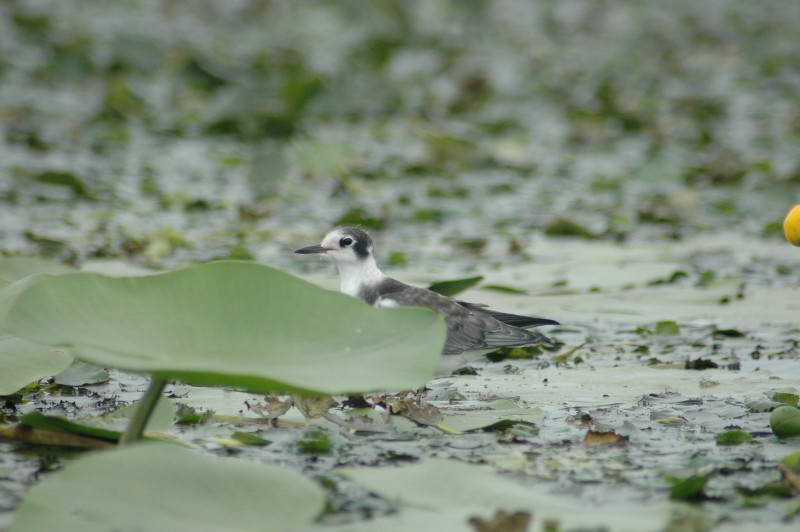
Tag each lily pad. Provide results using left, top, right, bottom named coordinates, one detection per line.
left=715, top=430, right=752, bottom=446
left=1, top=261, right=445, bottom=394
left=480, top=284, right=528, bottom=295
left=19, top=412, right=121, bottom=443
left=0, top=257, right=72, bottom=291
left=440, top=405, right=544, bottom=433
left=335, top=459, right=670, bottom=532
left=54, top=360, right=109, bottom=387
left=9, top=442, right=325, bottom=532
left=428, top=276, right=483, bottom=297
left=0, top=335, right=73, bottom=396
left=86, top=398, right=177, bottom=433
left=668, top=474, right=709, bottom=502
left=770, top=406, right=800, bottom=438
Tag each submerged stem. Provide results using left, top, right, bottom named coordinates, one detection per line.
left=119, top=375, right=168, bottom=445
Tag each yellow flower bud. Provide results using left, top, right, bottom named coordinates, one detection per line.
left=784, top=204, right=800, bottom=246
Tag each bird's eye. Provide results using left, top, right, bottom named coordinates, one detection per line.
left=340, top=237, right=353, bottom=247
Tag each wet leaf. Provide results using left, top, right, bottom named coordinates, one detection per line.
left=714, top=430, right=752, bottom=446
left=781, top=451, right=800, bottom=472
left=334, top=207, right=387, bottom=230
left=0, top=257, right=73, bottom=291
left=481, top=284, right=528, bottom=295
left=468, top=510, right=532, bottom=532
left=338, top=459, right=670, bottom=531
left=18, top=412, right=120, bottom=443
left=298, top=430, right=332, bottom=454
left=0, top=261, right=445, bottom=394
left=441, top=406, right=544, bottom=433
left=9, top=443, right=325, bottom=532
left=231, top=431, right=271, bottom=446
left=543, top=217, right=596, bottom=239
left=294, top=394, right=337, bottom=419
left=582, top=430, right=628, bottom=446
left=0, top=424, right=112, bottom=450
left=770, top=406, right=800, bottom=438
left=713, top=328, right=745, bottom=338
left=175, top=404, right=214, bottom=425
left=668, top=474, right=709, bottom=502
left=386, top=396, right=443, bottom=426
left=249, top=394, right=293, bottom=420
left=655, top=320, right=680, bottom=335
left=0, top=335, right=73, bottom=396
left=486, top=346, right=542, bottom=362
left=33, top=171, right=90, bottom=198
left=771, top=392, right=799, bottom=406
left=428, top=276, right=483, bottom=297
left=86, top=398, right=176, bottom=433
left=53, top=360, right=109, bottom=387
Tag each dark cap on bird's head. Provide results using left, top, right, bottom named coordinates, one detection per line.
left=294, top=227, right=374, bottom=261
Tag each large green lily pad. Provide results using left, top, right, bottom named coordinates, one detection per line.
left=333, top=459, right=671, bottom=532
left=1, top=261, right=445, bottom=394
left=0, top=258, right=76, bottom=395
left=0, top=257, right=73, bottom=291
left=0, top=335, right=73, bottom=395
left=9, top=442, right=325, bottom=532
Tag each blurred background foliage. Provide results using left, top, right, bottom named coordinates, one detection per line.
left=1, top=0, right=799, bottom=269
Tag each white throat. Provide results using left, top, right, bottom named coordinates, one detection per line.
left=335, top=256, right=385, bottom=298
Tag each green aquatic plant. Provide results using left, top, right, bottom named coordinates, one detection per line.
left=1, top=260, right=445, bottom=443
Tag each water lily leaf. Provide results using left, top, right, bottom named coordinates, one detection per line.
left=175, top=404, right=214, bottom=425
left=335, top=459, right=670, bottom=531
left=480, top=284, right=528, bottom=295
left=86, top=398, right=177, bottom=433
left=655, top=320, right=680, bottom=335
left=772, top=391, right=799, bottom=406
left=781, top=451, right=800, bottom=472
left=715, top=430, right=752, bottom=446
left=9, top=442, right=325, bottom=532
left=0, top=425, right=112, bottom=450
left=668, top=474, right=709, bottom=502
left=53, top=360, right=109, bottom=386
left=1, top=261, right=445, bottom=394
left=441, top=406, right=544, bottom=433
left=298, top=430, right=332, bottom=454
left=0, top=257, right=73, bottom=291
left=0, top=335, right=73, bottom=396
left=770, top=406, right=800, bottom=438
left=428, top=276, right=483, bottom=297
left=231, top=431, right=271, bottom=446
left=19, top=412, right=121, bottom=443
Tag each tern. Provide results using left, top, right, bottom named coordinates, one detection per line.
left=295, top=227, right=559, bottom=373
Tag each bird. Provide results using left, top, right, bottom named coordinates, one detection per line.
left=295, top=227, right=559, bottom=374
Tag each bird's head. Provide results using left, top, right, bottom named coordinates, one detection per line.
left=294, top=227, right=374, bottom=264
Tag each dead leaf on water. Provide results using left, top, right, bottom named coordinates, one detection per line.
left=249, top=394, right=293, bottom=420
left=0, top=425, right=113, bottom=450
left=293, top=394, right=337, bottom=419
left=386, top=396, right=443, bottom=426
left=582, top=430, right=628, bottom=446
left=468, top=510, right=532, bottom=532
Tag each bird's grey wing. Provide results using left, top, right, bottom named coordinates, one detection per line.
left=455, top=300, right=559, bottom=328
left=379, top=284, right=551, bottom=355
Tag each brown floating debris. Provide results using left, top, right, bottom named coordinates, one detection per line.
left=468, top=510, right=532, bottom=532
left=582, top=429, right=628, bottom=446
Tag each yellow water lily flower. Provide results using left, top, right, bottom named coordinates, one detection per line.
left=785, top=204, right=800, bottom=246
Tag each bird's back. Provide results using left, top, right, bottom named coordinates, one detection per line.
left=366, top=277, right=553, bottom=355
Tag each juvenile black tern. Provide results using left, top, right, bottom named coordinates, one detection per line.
left=295, top=227, right=559, bottom=373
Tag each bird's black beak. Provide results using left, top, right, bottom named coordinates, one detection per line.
left=294, top=244, right=329, bottom=254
